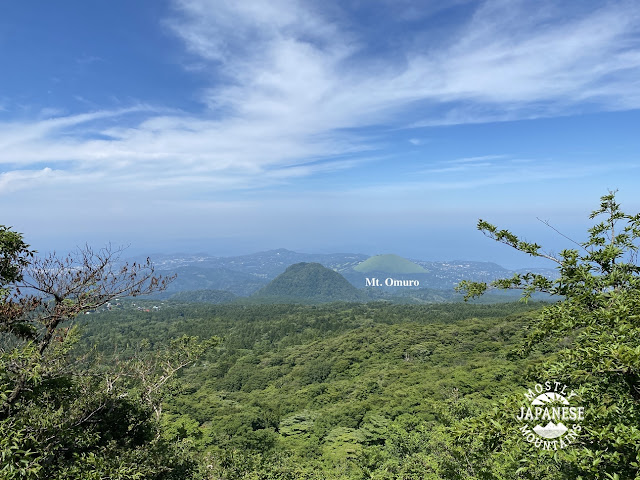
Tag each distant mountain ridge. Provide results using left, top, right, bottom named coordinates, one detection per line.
left=157, top=266, right=268, bottom=297
left=138, top=248, right=557, bottom=298
left=144, top=249, right=367, bottom=279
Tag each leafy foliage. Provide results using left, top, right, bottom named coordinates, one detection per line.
left=0, top=228, right=215, bottom=479
left=0, top=226, right=34, bottom=293
left=456, top=191, right=640, bottom=479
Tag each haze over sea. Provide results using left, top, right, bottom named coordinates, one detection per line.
left=2, top=1, right=639, bottom=268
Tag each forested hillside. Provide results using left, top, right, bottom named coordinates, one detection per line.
left=77, top=301, right=547, bottom=478
left=169, top=289, right=238, bottom=303
left=252, top=262, right=365, bottom=303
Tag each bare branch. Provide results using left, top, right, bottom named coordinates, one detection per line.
left=536, top=217, right=589, bottom=253
left=1, top=244, right=174, bottom=415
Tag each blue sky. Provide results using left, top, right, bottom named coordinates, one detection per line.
left=1, top=0, right=640, bottom=267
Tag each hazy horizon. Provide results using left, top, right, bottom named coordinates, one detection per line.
left=2, top=1, right=639, bottom=268
left=28, top=238, right=572, bottom=271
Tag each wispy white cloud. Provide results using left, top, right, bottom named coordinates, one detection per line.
left=422, top=162, right=494, bottom=174
left=2, top=0, right=640, bottom=197
left=418, top=154, right=528, bottom=175
left=355, top=159, right=627, bottom=194
left=75, top=55, right=103, bottom=65
left=447, top=155, right=509, bottom=164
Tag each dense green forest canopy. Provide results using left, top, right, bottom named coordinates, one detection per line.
left=75, top=301, right=547, bottom=478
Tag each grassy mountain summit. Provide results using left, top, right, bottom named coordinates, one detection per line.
left=354, top=254, right=428, bottom=274
left=253, top=262, right=364, bottom=303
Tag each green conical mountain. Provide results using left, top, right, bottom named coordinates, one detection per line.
left=354, top=254, right=428, bottom=274
left=254, top=263, right=363, bottom=303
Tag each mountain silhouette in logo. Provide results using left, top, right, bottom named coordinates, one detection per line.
left=533, top=422, right=568, bottom=439
left=531, top=392, right=569, bottom=405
